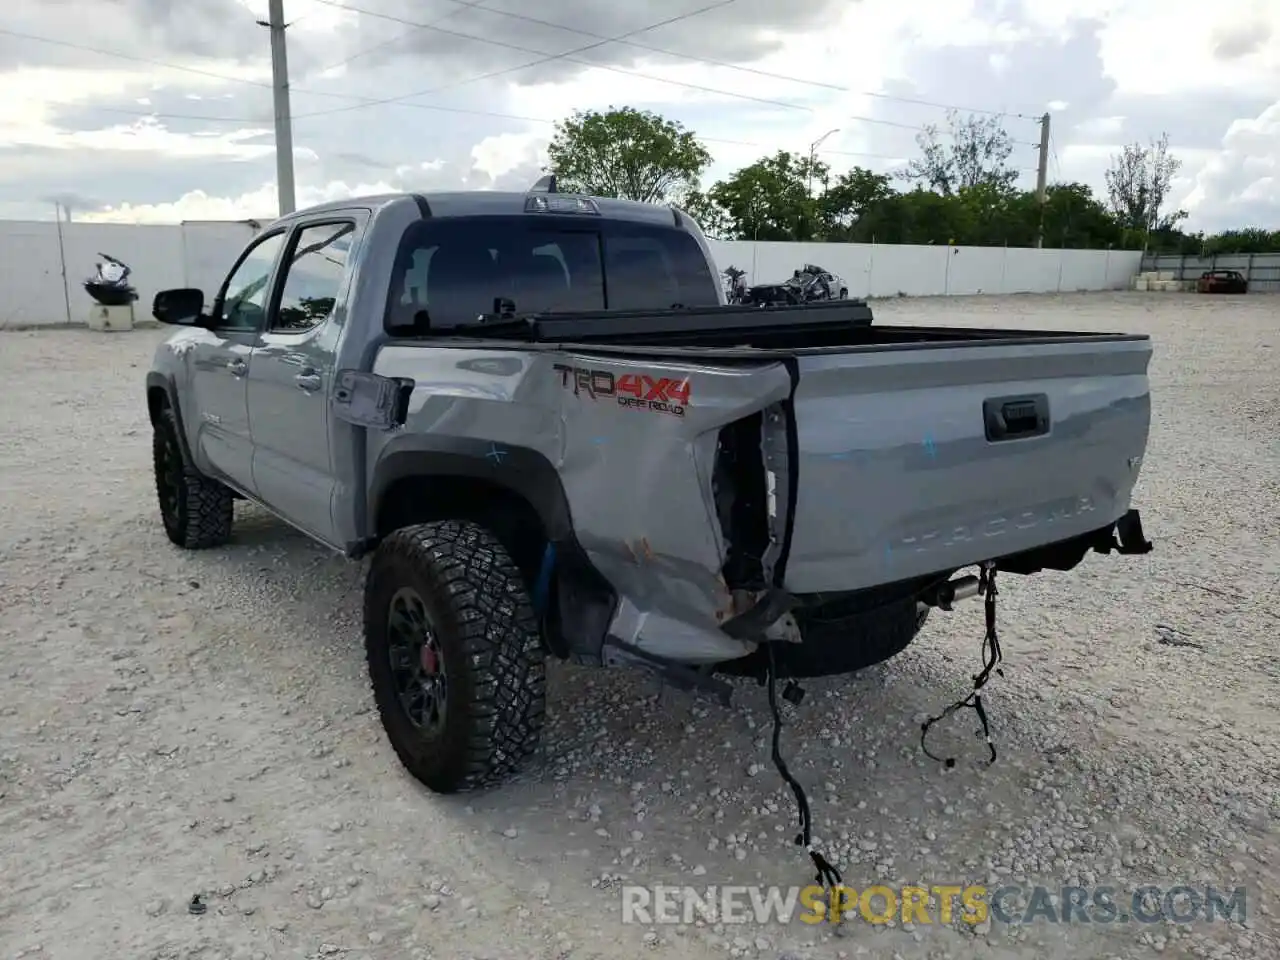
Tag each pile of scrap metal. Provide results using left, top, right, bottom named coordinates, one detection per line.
left=743, top=264, right=846, bottom=306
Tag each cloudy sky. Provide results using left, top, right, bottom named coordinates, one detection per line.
left=0, top=0, right=1276, bottom=232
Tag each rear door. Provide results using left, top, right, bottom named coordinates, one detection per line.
left=187, top=229, right=288, bottom=491
left=779, top=337, right=1153, bottom=593
left=248, top=214, right=365, bottom=544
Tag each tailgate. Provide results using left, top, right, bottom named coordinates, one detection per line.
left=781, top=337, right=1151, bottom=593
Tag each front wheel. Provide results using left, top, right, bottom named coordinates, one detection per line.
left=363, top=520, right=547, bottom=793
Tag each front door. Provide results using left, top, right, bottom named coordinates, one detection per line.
left=248, top=218, right=361, bottom=545
left=188, top=230, right=287, bottom=492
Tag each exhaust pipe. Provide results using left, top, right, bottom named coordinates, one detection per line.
left=918, top=574, right=981, bottom=613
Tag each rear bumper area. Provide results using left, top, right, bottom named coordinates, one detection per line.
left=719, top=508, right=1153, bottom=642
left=997, top=507, right=1152, bottom=574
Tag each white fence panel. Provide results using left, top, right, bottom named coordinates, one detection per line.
left=0, top=223, right=67, bottom=329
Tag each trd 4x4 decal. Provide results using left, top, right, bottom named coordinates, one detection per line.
left=552, top=363, right=690, bottom=418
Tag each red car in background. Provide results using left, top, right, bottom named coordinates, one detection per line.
left=1196, top=269, right=1248, bottom=294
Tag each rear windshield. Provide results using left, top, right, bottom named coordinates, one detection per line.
left=384, top=215, right=719, bottom=331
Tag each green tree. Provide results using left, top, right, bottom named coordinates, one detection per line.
left=708, top=151, right=828, bottom=241
left=679, top=190, right=733, bottom=239
left=819, top=168, right=895, bottom=240
left=545, top=106, right=711, bottom=203
left=1200, top=227, right=1280, bottom=255
left=901, top=110, right=1020, bottom=196
left=851, top=187, right=969, bottom=245
left=1104, top=132, right=1186, bottom=236
left=1039, top=182, right=1124, bottom=248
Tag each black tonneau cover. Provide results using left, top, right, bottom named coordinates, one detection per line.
left=393, top=298, right=1147, bottom=353
left=406, top=299, right=871, bottom=346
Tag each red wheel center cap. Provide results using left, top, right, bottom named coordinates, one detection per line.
left=420, top=645, right=438, bottom=674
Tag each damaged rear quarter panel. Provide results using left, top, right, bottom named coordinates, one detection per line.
left=368, top=344, right=791, bottom=636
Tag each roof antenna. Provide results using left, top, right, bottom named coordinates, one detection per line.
left=530, top=174, right=557, bottom=194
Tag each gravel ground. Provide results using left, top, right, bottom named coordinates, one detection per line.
left=1, top=291, right=1276, bottom=960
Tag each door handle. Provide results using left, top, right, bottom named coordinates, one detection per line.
left=226, top=358, right=247, bottom=376
left=295, top=372, right=322, bottom=392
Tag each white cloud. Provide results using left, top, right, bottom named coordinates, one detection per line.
left=469, top=132, right=547, bottom=183
left=78, top=178, right=402, bottom=224
left=1013, top=0, right=1280, bottom=96
left=1181, top=101, right=1280, bottom=228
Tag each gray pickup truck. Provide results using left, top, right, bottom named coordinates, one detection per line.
left=145, top=183, right=1154, bottom=795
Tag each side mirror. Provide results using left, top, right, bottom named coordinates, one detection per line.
left=153, top=288, right=205, bottom=326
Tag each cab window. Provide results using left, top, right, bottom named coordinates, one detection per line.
left=218, top=232, right=286, bottom=331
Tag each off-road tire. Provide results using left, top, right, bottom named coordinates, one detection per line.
left=363, top=520, right=547, bottom=793
left=152, top=405, right=234, bottom=549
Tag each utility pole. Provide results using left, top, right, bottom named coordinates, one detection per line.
left=259, top=0, right=296, bottom=216
left=1034, top=111, right=1050, bottom=249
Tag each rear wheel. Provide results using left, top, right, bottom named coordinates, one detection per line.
left=152, top=405, right=234, bottom=549
left=363, top=520, right=547, bottom=793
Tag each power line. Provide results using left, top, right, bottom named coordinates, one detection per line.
left=2, top=19, right=1043, bottom=171
left=2, top=20, right=1039, bottom=143
left=299, top=0, right=492, bottom=80
left=26, top=95, right=1042, bottom=171
left=0, top=26, right=279, bottom=92
left=305, top=0, right=1044, bottom=122
left=42, top=103, right=270, bottom=125
left=292, top=0, right=847, bottom=122
left=297, top=0, right=739, bottom=115
left=287, top=1, right=978, bottom=133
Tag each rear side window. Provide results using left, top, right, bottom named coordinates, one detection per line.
left=385, top=215, right=718, bottom=331
left=602, top=227, right=720, bottom=311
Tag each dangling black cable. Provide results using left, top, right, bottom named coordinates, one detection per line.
left=921, top=563, right=1004, bottom=768
left=765, top=643, right=843, bottom=902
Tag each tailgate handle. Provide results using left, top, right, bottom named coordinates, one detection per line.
left=984, top=394, right=1049, bottom=442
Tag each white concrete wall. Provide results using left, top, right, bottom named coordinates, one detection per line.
left=705, top=240, right=1142, bottom=298
left=0, top=220, right=259, bottom=329
left=0, top=219, right=1143, bottom=329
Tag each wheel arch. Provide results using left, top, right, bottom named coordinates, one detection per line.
left=146, top=371, right=194, bottom=465
left=368, top=442, right=618, bottom=661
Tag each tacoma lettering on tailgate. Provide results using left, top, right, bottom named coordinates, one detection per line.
left=553, top=363, right=690, bottom=418
left=892, top=496, right=1097, bottom=554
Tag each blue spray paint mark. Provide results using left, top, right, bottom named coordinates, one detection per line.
left=533, top=542, right=556, bottom=614
left=922, top=434, right=938, bottom=459
left=485, top=442, right=508, bottom=465
left=590, top=436, right=608, bottom=446
left=883, top=542, right=894, bottom=568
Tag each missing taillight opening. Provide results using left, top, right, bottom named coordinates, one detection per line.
left=712, top=412, right=771, bottom=592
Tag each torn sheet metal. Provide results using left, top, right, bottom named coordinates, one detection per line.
left=368, top=344, right=792, bottom=663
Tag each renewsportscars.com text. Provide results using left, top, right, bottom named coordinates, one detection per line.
left=620, top=883, right=1247, bottom=926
